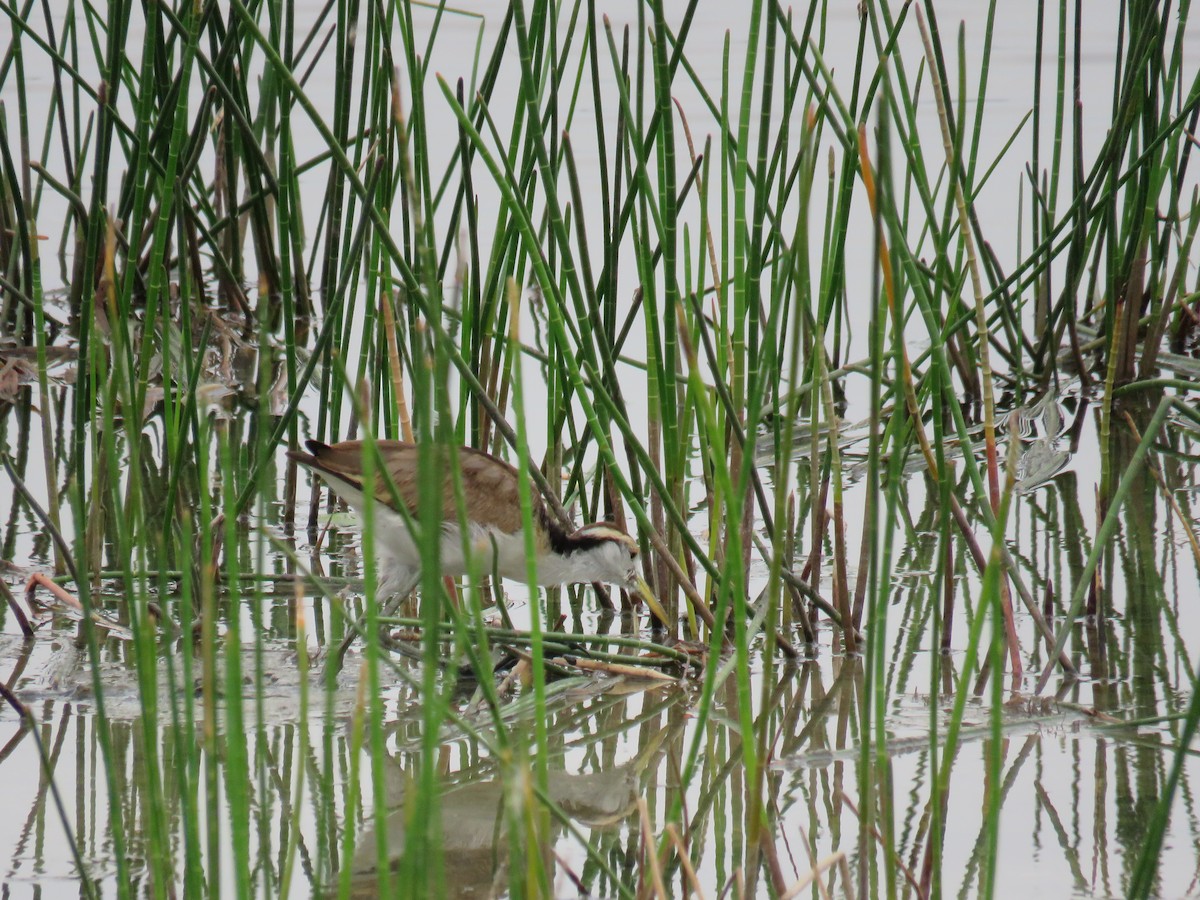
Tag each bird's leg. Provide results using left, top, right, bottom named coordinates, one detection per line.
left=487, top=534, right=517, bottom=632
left=325, top=568, right=420, bottom=676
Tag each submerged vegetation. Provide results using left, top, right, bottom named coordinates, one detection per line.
left=1, top=0, right=1199, bottom=896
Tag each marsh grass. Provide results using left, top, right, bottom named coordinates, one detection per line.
left=2, top=0, right=1200, bottom=897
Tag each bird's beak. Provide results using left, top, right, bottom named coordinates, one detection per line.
left=633, top=575, right=670, bottom=625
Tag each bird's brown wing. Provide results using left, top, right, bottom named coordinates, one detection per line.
left=295, top=440, right=546, bottom=541
left=449, top=444, right=531, bottom=534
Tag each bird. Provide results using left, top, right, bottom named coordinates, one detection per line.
left=288, top=438, right=669, bottom=639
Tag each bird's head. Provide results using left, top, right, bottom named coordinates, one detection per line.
left=568, top=523, right=668, bottom=624
left=569, top=523, right=640, bottom=584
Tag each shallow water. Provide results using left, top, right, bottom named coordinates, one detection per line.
left=4, top=397, right=1199, bottom=897
left=3, top=2, right=1200, bottom=898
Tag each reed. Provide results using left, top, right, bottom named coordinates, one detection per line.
left=1, top=1, right=1199, bottom=897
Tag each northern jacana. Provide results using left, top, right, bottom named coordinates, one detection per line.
left=289, top=439, right=668, bottom=635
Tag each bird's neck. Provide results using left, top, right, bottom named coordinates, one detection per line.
left=539, top=532, right=618, bottom=585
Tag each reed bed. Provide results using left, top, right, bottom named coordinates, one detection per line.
left=1, top=0, right=1199, bottom=897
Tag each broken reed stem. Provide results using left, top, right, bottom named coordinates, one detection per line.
left=377, top=617, right=698, bottom=665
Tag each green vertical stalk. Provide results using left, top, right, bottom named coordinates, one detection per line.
left=729, top=0, right=763, bottom=593
left=219, top=430, right=253, bottom=897
left=507, top=278, right=552, bottom=896
left=651, top=0, right=681, bottom=610
left=353, top=398, right=394, bottom=897
left=863, top=90, right=897, bottom=900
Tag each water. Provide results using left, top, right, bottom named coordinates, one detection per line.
left=2, top=2, right=1200, bottom=897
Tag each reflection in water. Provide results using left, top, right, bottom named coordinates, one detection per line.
left=346, top=723, right=654, bottom=896
left=0, top=561, right=1198, bottom=897
left=2, top=371, right=1200, bottom=896
left=2, top=0, right=1200, bottom=891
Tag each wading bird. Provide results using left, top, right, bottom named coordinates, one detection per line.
left=289, top=439, right=667, bottom=660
